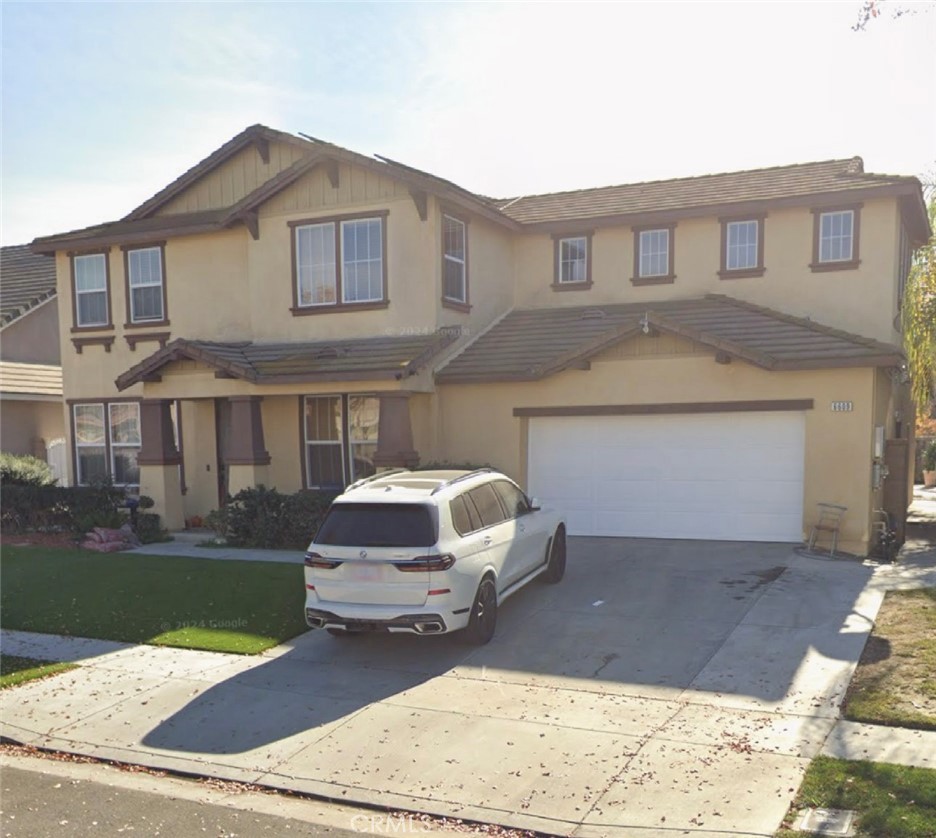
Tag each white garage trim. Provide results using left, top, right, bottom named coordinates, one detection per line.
left=528, top=410, right=806, bottom=543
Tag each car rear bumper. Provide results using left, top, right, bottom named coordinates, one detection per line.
left=306, top=607, right=450, bottom=634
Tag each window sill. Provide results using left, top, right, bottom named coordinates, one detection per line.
left=630, top=274, right=676, bottom=286
left=551, top=281, right=594, bottom=292
left=71, top=323, right=114, bottom=333
left=810, top=260, right=860, bottom=273
left=291, top=301, right=389, bottom=316
left=72, top=336, right=115, bottom=354
left=441, top=297, right=472, bottom=313
left=718, top=267, right=766, bottom=279
left=125, top=319, right=171, bottom=329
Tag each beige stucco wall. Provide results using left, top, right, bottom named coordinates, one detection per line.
left=0, top=299, right=61, bottom=364
left=513, top=199, right=902, bottom=344
left=437, top=351, right=879, bottom=553
left=0, top=399, right=66, bottom=456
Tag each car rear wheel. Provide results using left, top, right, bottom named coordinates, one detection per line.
left=463, top=577, right=497, bottom=645
left=543, top=525, right=566, bottom=584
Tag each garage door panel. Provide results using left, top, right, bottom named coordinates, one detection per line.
left=529, top=412, right=805, bottom=543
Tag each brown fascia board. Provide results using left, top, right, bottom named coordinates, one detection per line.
left=771, top=353, right=904, bottom=371
left=514, top=182, right=924, bottom=235
left=256, top=369, right=404, bottom=384
left=641, top=311, right=778, bottom=369
left=114, top=339, right=254, bottom=391
left=30, top=214, right=229, bottom=255
left=221, top=153, right=328, bottom=222
left=706, top=294, right=902, bottom=354
left=536, top=323, right=643, bottom=378
left=123, top=125, right=300, bottom=221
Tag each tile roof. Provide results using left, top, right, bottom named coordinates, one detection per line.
left=0, top=361, right=63, bottom=396
left=436, top=295, right=903, bottom=383
left=115, top=329, right=461, bottom=391
left=1, top=245, right=57, bottom=326
left=494, top=157, right=920, bottom=226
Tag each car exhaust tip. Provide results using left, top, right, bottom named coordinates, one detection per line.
left=414, top=621, right=443, bottom=634
left=308, top=616, right=326, bottom=629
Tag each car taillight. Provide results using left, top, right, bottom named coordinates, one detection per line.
left=395, top=554, right=456, bottom=572
left=304, top=552, right=343, bottom=569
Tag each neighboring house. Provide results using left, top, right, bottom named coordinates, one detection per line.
left=0, top=245, right=67, bottom=482
left=30, top=125, right=930, bottom=553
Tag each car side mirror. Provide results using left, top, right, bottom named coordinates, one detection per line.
left=529, top=497, right=541, bottom=511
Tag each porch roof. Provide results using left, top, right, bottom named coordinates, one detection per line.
left=115, top=329, right=461, bottom=391
left=436, top=294, right=904, bottom=382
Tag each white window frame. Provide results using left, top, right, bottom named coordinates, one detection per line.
left=558, top=236, right=588, bottom=284
left=127, top=246, right=165, bottom=323
left=725, top=220, right=759, bottom=271
left=442, top=214, right=467, bottom=304
left=638, top=228, right=670, bottom=278
left=73, top=253, right=109, bottom=328
left=303, top=394, right=380, bottom=489
left=295, top=222, right=337, bottom=307
left=818, top=210, right=854, bottom=263
left=340, top=218, right=383, bottom=304
left=73, top=402, right=141, bottom=487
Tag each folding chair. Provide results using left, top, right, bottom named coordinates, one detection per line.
left=807, top=503, right=847, bottom=556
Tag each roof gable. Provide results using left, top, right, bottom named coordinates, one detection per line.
left=0, top=245, right=57, bottom=327
left=436, top=295, right=903, bottom=383
left=115, top=330, right=461, bottom=391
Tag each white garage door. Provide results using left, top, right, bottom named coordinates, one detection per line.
left=528, top=411, right=805, bottom=542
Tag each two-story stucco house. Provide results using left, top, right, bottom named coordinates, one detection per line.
left=31, top=125, right=930, bottom=554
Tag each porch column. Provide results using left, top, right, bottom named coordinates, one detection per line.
left=137, top=399, right=184, bottom=530
left=373, top=393, right=420, bottom=469
left=225, top=396, right=271, bottom=494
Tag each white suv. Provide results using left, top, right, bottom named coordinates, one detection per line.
left=304, top=469, right=566, bottom=644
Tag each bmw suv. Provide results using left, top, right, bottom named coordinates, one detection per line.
left=304, top=469, right=566, bottom=644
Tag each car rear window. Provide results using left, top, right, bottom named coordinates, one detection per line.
left=315, top=503, right=437, bottom=547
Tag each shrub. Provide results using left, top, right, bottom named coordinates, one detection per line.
left=0, top=452, right=55, bottom=487
left=0, top=483, right=125, bottom=534
left=206, top=486, right=336, bottom=550
left=923, top=439, right=936, bottom=472
left=134, top=512, right=170, bottom=544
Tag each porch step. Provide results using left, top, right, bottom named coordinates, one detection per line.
left=168, top=529, right=218, bottom=544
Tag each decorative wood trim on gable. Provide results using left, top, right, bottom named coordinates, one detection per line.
left=72, top=336, right=115, bottom=354
left=513, top=399, right=815, bottom=418
left=410, top=189, right=428, bottom=221
left=252, top=135, right=270, bottom=164
left=125, top=331, right=171, bottom=351
left=325, top=159, right=340, bottom=189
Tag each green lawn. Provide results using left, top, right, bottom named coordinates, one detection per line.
left=0, top=655, right=77, bottom=689
left=844, top=588, right=936, bottom=731
left=778, top=756, right=936, bottom=837
left=1, top=547, right=308, bottom=654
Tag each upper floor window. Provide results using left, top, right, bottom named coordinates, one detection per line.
left=632, top=225, right=675, bottom=285
left=719, top=217, right=765, bottom=278
left=442, top=213, right=469, bottom=309
left=72, top=252, right=111, bottom=329
left=811, top=205, right=861, bottom=272
left=554, top=235, right=592, bottom=288
left=73, top=401, right=141, bottom=486
left=125, top=245, right=167, bottom=324
left=292, top=213, right=388, bottom=313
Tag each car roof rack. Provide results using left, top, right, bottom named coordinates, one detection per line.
left=346, top=468, right=411, bottom=491
left=430, top=468, right=495, bottom=495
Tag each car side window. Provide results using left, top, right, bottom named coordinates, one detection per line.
left=468, top=483, right=508, bottom=528
left=492, top=480, right=531, bottom=520
left=450, top=495, right=475, bottom=536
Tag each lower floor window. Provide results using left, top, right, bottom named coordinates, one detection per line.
left=73, top=401, right=141, bottom=486
left=303, top=394, right=379, bottom=489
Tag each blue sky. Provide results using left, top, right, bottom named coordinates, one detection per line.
left=2, top=1, right=934, bottom=245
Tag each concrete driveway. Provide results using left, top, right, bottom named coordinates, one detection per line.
left=3, top=538, right=888, bottom=836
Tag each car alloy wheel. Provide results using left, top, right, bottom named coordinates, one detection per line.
left=464, top=577, right=497, bottom=645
